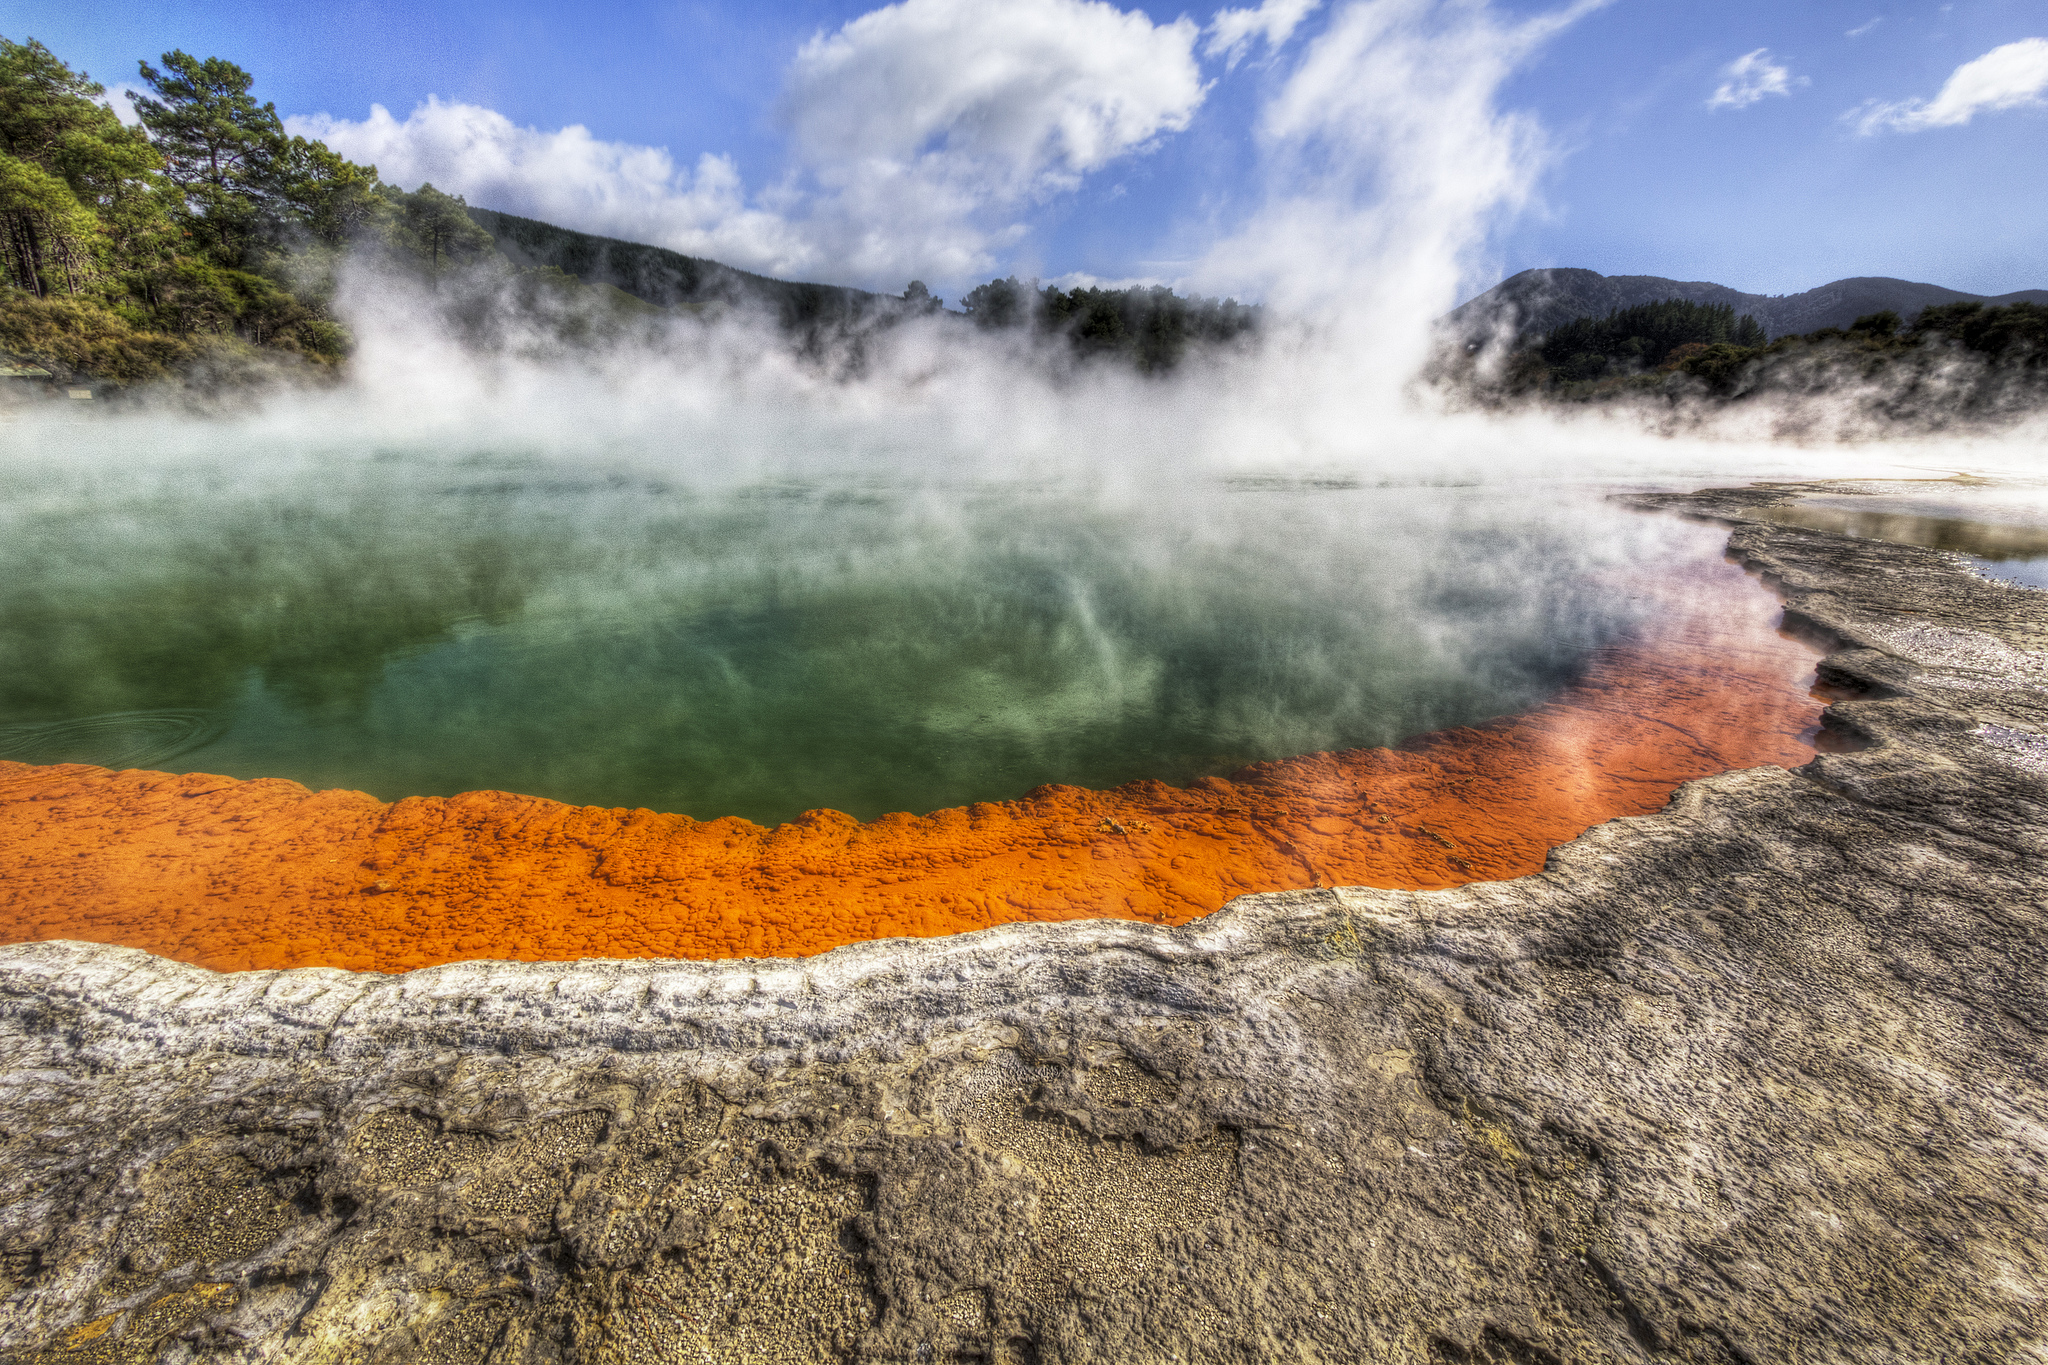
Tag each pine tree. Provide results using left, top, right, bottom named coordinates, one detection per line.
left=131, top=50, right=285, bottom=263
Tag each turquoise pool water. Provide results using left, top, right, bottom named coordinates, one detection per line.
left=0, top=447, right=1688, bottom=825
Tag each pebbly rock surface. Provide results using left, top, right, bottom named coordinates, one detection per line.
left=1, top=480, right=2044, bottom=1364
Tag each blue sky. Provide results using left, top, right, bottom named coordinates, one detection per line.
left=13, top=0, right=2046, bottom=301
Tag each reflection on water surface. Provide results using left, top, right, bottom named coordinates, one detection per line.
left=1758, top=489, right=2048, bottom=593
left=2, top=450, right=1696, bottom=823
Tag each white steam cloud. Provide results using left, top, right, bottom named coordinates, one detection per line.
left=1852, top=37, right=2048, bottom=134
left=273, top=0, right=2026, bottom=468
left=1707, top=49, right=1806, bottom=112
left=1189, top=0, right=1611, bottom=403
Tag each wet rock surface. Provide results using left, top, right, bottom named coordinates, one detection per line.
left=1, top=479, right=2044, bottom=1363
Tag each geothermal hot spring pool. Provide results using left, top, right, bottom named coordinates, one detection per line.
left=0, top=437, right=1832, bottom=970
left=1, top=459, right=1699, bottom=819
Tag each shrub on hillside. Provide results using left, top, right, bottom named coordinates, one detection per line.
left=0, top=290, right=191, bottom=383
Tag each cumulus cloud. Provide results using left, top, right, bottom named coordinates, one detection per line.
left=289, top=100, right=821, bottom=278
left=777, top=0, right=1206, bottom=282
left=1852, top=37, right=2048, bottom=133
left=289, top=0, right=1205, bottom=291
left=1707, top=49, right=1806, bottom=111
left=781, top=0, right=1204, bottom=195
left=1206, top=0, right=1325, bottom=67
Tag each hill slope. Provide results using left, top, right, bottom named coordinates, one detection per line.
left=467, top=207, right=897, bottom=328
left=1448, top=267, right=2048, bottom=341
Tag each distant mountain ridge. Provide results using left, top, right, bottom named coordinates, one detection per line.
left=466, top=212, right=2044, bottom=355
left=1448, top=268, right=2048, bottom=343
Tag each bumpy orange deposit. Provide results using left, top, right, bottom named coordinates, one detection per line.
left=0, top=559, right=1830, bottom=973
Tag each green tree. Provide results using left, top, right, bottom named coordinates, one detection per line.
left=0, top=151, right=96, bottom=294
left=1538, top=299, right=1765, bottom=382
left=1911, top=301, right=2047, bottom=364
left=0, top=37, right=389, bottom=375
left=1674, top=342, right=1763, bottom=392
left=270, top=137, right=387, bottom=248
left=1033, top=280, right=1255, bottom=371
left=397, top=183, right=494, bottom=271
left=0, top=37, right=172, bottom=294
left=132, top=50, right=284, bottom=262
left=961, top=275, right=1026, bottom=328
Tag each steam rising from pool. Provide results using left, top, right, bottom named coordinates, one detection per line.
left=0, top=444, right=1740, bottom=824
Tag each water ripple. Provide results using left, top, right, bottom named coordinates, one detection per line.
left=0, top=709, right=227, bottom=770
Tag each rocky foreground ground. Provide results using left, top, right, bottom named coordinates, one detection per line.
left=1, top=481, right=2043, bottom=1364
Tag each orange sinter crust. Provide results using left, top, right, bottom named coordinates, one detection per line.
left=0, top=558, right=1828, bottom=973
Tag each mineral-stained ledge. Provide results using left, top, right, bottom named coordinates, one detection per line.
left=1, top=481, right=2044, bottom=1364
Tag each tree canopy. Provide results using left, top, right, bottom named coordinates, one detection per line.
left=0, top=34, right=508, bottom=384
left=1537, top=300, right=1768, bottom=382
left=960, top=275, right=1258, bottom=372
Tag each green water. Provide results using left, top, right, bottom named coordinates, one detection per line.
left=0, top=450, right=1682, bottom=824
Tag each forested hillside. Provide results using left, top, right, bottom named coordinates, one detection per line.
left=467, top=207, right=890, bottom=331
left=469, top=212, right=1261, bottom=372
left=1441, top=293, right=2048, bottom=428
left=1447, top=267, right=2048, bottom=344
left=1536, top=300, right=1768, bottom=383
left=0, top=28, right=1261, bottom=393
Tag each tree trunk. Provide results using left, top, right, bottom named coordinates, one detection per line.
left=6, top=212, right=47, bottom=298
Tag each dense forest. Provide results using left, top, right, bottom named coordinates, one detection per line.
left=1442, top=294, right=2048, bottom=426
left=1537, top=300, right=1768, bottom=383
left=1444, top=266, right=2048, bottom=345
left=0, top=37, right=498, bottom=385
left=959, top=275, right=1258, bottom=372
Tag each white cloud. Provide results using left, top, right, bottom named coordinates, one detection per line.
left=1852, top=37, right=2048, bottom=133
left=290, top=0, right=1206, bottom=291
left=102, top=82, right=145, bottom=127
left=1044, top=268, right=1170, bottom=291
left=1206, top=0, right=1324, bottom=67
left=1707, top=48, right=1806, bottom=111
left=779, top=0, right=1208, bottom=284
left=288, top=99, right=820, bottom=279
left=782, top=0, right=1204, bottom=195
left=1846, top=17, right=1883, bottom=39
